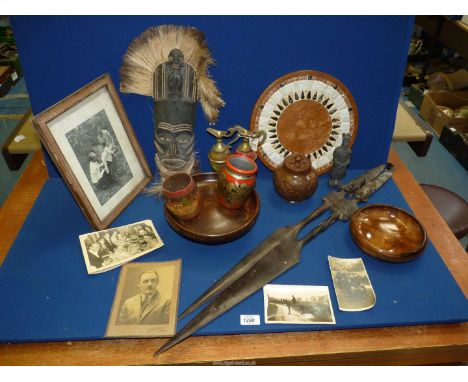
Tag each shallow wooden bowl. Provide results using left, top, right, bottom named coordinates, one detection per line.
left=164, top=172, right=260, bottom=244
left=350, top=204, right=427, bottom=263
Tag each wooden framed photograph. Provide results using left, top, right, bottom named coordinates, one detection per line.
left=106, top=260, right=181, bottom=338
left=33, top=74, right=152, bottom=230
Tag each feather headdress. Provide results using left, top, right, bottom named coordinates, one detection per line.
left=120, top=25, right=225, bottom=123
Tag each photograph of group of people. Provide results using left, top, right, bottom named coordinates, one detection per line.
left=79, top=220, right=164, bottom=274
left=65, top=109, right=134, bottom=206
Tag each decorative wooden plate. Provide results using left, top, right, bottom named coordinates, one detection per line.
left=164, top=172, right=260, bottom=244
left=250, top=70, right=358, bottom=174
left=350, top=204, right=427, bottom=263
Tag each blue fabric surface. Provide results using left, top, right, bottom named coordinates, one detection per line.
left=1, top=168, right=467, bottom=343
left=3, top=15, right=466, bottom=344
left=10, top=15, right=413, bottom=177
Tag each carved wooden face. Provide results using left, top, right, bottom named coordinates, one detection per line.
left=152, top=50, right=198, bottom=175
left=168, top=49, right=184, bottom=69
left=154, top=122, right=195, bottom=171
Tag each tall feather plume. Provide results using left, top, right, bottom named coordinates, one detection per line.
left=120, top=25, right=225, bottom=124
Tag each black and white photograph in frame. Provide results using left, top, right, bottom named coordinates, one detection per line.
left=106, top=260, right=181, bottom=338
left=65, top=109, right=133, bottom=206
left=79, top=219, right=164, bottom=274
left=263, top=284, right=336, bottom=324
left=32, top=74, right=152, bottom=230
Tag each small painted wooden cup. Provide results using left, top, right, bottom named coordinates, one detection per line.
left=162, top=173, right=201, bottom=220
left=218, top=154, right=258, bottom=209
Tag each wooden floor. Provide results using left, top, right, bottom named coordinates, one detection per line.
left=0, top=149, right=467, bottom=365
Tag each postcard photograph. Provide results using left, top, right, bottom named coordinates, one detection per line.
left=328, top=256, right=376, bottom=311
left=106, top=260, right=181, bottom=338
left=79, top=219, right=164, bottom=274
left=263, top=284, right=335, bottom=325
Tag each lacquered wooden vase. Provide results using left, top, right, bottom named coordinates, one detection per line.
left=162, top=173, right=201, bottom=220
left=218, top=154, right=257, bottom=209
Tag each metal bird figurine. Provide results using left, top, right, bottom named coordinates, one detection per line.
left=155, top=163, right=394, bottom=356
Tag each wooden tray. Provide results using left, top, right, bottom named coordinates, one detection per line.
left=164, top=172, right=260, bottom=244
left=250, top=70, right=358, bottom=175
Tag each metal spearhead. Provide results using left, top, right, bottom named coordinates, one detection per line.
left=155, top=163, right=394, bottom=356
left=156, top=212, right=338, bottom=356
left=178, top=203, right=330, bottom=320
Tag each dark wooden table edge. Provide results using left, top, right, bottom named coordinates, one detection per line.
left=0, top=148, right=467, bottom=365
left=1, top=322, right=467, bottom=366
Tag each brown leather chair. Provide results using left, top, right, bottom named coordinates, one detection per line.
left=420, top=184, right=468, bottom=246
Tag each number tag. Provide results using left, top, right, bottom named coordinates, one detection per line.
left=240, top=314, right=260, bottom=326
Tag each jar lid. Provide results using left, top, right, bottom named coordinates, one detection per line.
left=283, top=153, right=312, bottom=174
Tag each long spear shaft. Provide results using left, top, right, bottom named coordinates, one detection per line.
left=178, top=203, right=329, bottom=320
left=156, top=163, right=394, bottom=356
left=156, top=212, right=339, bottom=356
left=178, top=163, right=389, bottom=320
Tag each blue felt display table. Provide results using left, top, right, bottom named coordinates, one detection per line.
left=1, top=169, right=467, bottom=343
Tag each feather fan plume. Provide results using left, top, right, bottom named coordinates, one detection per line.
left=120, top=25, right=225, bottom=123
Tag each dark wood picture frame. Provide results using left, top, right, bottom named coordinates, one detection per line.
left=33, top=73, right=152, bottom=230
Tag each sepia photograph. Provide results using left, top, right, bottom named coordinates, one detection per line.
left=328, top=256, right=376, bottom=311
left=263, top=284, right=336, bottom=324
left=65, top=109, right=133, bottom=206
left=106, top=260, right=181, bottom=338
left=32, top=74, right=151, bottom=230
left=79, top=219, right=164, bottom=274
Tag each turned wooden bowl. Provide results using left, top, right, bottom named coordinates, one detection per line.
left=350, top=204, right=427, bottom=263
left=164, top=172, right=260, bottom=244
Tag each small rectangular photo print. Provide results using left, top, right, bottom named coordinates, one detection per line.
left=79, top=219, right=164, bottom=274
left=328, top=256, right=376, bottom=312
left=263, top=284, right=336, bottom=325
left=106, top=260, right=181, bottom=338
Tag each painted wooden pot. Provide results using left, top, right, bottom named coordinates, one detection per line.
left=162, top=173, right=201, bottom=220
left=218, top=154, right=258, bottom=209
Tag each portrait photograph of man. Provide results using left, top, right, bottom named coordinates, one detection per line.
left=118, top=270, right=171, bottom=325
left=106, top=260, right=181, bottom=338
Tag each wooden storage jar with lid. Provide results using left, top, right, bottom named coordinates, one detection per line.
left=273, top=153, right=318, bottom=202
